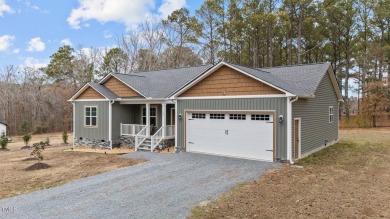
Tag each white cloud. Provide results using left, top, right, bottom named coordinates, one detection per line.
left=12, top=48, right=19, bottom=54
left=0, top=0, right=14, bottom=17
left=0, top=34, right=15, bottom=51
left=67, top=0, right=185, bottom=29
left=61, top=38, right=72, bottom=46
left=23, top=57, right=48, bottom=68
left=25, top=1, right=49, bottom=14
left=103, top=31, right=112, bottom=39
left=158, top=0, right=186, bottom=19
left=27, top=37, right=45, bottom=52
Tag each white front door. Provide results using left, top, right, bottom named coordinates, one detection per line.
left=186, top=112, right=274, bottom=161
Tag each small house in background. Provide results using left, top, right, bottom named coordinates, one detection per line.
left=0, top=115, right=7, bottom=136
left=68, top=62, right=342, bottom=164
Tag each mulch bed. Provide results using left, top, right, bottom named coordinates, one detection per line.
left=24, top=163, right=51, bottom=171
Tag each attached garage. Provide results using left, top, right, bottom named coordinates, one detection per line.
left=185, top=111, right=274, bottom=161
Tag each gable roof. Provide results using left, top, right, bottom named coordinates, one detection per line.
left=0, top=115, right=7, bottom=126
left=69, top=62, right=341, bottom=101
left=258, top=62, right=342, bottom=100
left=69, top=82, right=118, bottom=100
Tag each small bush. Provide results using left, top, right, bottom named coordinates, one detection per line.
left=0, top=132, right=8, bottom=149
left=31, top=141, right=46, bottom=162
left=22, top=133, right=32, bottom=147
left=62, top=130, right=69, bottom=144
left=45, top=137, right=50, bottom=146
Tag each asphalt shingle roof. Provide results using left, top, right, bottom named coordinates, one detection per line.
left=89, top=83, right=118, bottom=99
left=98, top=62, right=332, bottom=99
left=258, top=63, right=331, bottom=97
left=112, top=65, right=213, bottom=98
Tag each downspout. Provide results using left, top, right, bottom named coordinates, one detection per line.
left=109, top=100, right=115, bottom=150
left=72, top=101, right=75, bottom=149
left=287, top=96, right=299, bottom=164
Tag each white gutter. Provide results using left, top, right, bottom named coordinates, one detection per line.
left=109, top=100, right=115, bottom=150
left=287, top=96, right=299, bottom=164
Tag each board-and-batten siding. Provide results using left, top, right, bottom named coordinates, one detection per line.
left=111, top=103, right=139, bottom=140
left=292, top=72, right=339, bottom=156
left=103, top=76, right=141, bottom=97
left=180, top=66, right=283, bottom=97
left=76, top=87, right=105, bottom=99
left=177, top=98, right=288, bottom=160
left=74, top=101, right=109, bottom=141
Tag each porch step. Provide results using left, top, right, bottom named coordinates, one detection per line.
left=137, top=138, right=152, bottom=151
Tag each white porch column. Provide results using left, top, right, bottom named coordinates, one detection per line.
left=162, top=103, right=166, bottom=138
left=146, top=103, right=150, bottom=137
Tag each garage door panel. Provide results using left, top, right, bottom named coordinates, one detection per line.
left=186, top=112, right=274, bottom=161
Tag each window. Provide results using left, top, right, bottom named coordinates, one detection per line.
left=329, top=106, right=334, bottom=123
left=192, top=113, right=206, bottom=119
left=142, top=107, right=157, bottom=126
left=251, top=114, right=270, bottom=121
left=85, top=106, right=97, bottom=127
left=229, top=114, right=246, bottom=120
left=210, top=114, right=225, bottom=119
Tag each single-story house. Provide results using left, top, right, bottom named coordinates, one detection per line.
left=0, top=115, right=7, bottom=136
left=68, top=61, right=342, bottom=163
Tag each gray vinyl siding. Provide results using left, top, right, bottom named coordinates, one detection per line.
left=292, top=72, right=339, bottom=156
left=74, top=101, right=109, bottom=141
left=177, top=98, right=288, bottom=160
left=166, top=104, right=175, bottom=125
left=111, top=103, right=139, bottom=140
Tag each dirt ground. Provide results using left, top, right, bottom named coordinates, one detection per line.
left=0, top=133, right=145, bottom=200
left=191, top=128, right=390, bottom=219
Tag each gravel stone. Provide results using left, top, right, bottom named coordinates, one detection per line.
left=0, top=152, right=279, bottom=219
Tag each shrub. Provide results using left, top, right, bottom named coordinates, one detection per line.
left=45, top=137, right=50, bottom=146
left=0, top=132, right=8, bottom=149
left=20, top=121, right=28, bottom=135
left=62, top=130, right=68, bottom=144
left=31, top=141, right=46, bottom=162
left=22, top=133, right=32, bottom=147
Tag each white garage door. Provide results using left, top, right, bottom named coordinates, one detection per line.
left=186, top=112, right=274, bottom=161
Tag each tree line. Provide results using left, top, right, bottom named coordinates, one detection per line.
left=0, top=0, right=389, bottom=135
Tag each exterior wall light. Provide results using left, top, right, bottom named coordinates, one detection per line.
left=279, top=115, right=283, bottom=123
left=178, top=114, right=182, bottom=119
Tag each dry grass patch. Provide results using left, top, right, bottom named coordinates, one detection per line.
left=0, top=133, right=145, bottom=200
left=191, top=128, right=390, bottom=219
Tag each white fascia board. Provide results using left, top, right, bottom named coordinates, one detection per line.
left=68, top=83, right=108, bottom=101
left=99, top=74, right=147, bottom=99
left=177, top=94, right=288, bottom=100
left=171, top=61, right=293, bottom=98
left=327, top=65, right=343, bottom=102
left=74, top=99, right=110, bottom=102
left=119, top=99, right=172, bottom=105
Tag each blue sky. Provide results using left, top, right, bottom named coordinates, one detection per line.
left=0, top=0, right=203, bottom=68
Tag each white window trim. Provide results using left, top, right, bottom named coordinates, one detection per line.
left=142, top=106, right=158, bottom=126
left=84, top=106, right=98, bottom=128
left=329, top=106, right=334, bottom=123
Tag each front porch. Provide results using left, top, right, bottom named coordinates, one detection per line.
left=114, top=102, right=176, bottom=152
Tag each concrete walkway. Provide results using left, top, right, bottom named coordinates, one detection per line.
left=0, top=152, right=279, bottom=219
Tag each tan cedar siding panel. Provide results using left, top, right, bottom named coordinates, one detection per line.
left=180, top=66, right=284, bottom=97
left=77, top=87, right=105, bottom=99
left=103, top=76, right=141, bottom=97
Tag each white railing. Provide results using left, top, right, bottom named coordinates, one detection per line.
left=151, top=127, right=163, bottom=152
left=165, top=125, right=175, bottom=138
left=121, top=124, right=146, bottom=136
left=135, top=126, right=148, bottom=151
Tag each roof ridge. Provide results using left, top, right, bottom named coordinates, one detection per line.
left=113, top=64, right=212, bottom=75
left=257, top=62, right=329, bottom=69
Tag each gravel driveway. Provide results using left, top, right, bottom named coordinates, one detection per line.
left=0, top=152, right=279, bottom=219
